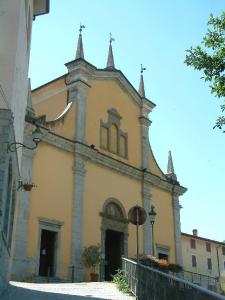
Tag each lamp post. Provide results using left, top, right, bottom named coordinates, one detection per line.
left=149, top=205, right=157, bottom=256
left=8, top=126, right=42, bottom=152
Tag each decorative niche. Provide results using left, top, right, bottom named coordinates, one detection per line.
left=100, top=108, right=128, bottom=159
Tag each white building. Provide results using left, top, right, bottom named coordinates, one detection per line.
left=0, top=0, right=49, bottom=295
left=182, top=230, right=225, bottom=291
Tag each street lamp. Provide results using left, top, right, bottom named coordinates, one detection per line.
left=149, top=205, right=157, bottom=256
left=8, top=126, right=42, bottom=152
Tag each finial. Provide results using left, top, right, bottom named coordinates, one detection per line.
left=106, top=32, right=115, bottom=69
left=76, top=24, right=85, bottom=59
left=139, top=64, right=146, bottom=97
left=141, top=64, right=146, bottom=74
left=109, top=32, right=115, bottom=44
left=167, top=150, right=177, bottom=181
left=79, top=24, right=85, bottom=34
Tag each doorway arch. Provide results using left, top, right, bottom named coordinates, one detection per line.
left=100, top=198, right=128, bottom=280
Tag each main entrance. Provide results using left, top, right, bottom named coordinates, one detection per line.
left=105, top=229, right=124, bottom=281
left=101, top=198, right=128, bottom=281
left=39, top=229, right=57, bottom=276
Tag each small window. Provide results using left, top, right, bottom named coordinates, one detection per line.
left=110, top=124, right=118, bottom=153
left=207, top=258, right=212, bottom=270
left=101, top=126, right=108, bottom=149
left=206, top=242, right=211, bottom=252
left=190, top=239, right=196, bottom=249
left=222, top=246, right=225, bottom=255
left=119, top=135, right=126, bottom=158
left=192, top=255, right=197, bottom=267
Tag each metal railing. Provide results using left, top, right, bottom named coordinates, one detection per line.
left=122, top=257, right=225, bottom=300
left=180, top=270, right=220, bottom=293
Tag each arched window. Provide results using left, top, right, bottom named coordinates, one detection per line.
left=105, top=202, right=123, bottom=219
left=110, top=123, right=118, bottom=153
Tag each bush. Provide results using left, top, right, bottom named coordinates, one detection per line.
left=112, top=269, right=132, bottom=295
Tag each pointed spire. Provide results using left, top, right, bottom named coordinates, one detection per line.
left=167, top=150, right=177, bottom=181
left=75, top=24, right=85, bottom=59
left=139, top=64, right=146, bottom=98
left=106, top=33, right=115, bottom=69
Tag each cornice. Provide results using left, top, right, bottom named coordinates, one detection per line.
left=25, top=124, right=186, bottom=196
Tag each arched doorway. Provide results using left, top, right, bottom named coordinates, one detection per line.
left=100, top=198, right=128, bottom=281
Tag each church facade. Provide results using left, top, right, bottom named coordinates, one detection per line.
left=11, top=29, right=186, bottom=282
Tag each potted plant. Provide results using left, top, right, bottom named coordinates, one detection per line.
left=140, top=255, right=169, bottom=272
left=22, top=182, right=36, bottom=191
left=17, top=179, right=36, bottom=191
left=168, top=263, right=183, bottom=273
left=82, top=244, right=101, bottom=282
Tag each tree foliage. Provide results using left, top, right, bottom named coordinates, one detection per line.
left=184, top=12, right=225, bottom=131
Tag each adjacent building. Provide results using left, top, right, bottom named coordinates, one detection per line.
left=11, top=29, right=187, bottom=282
left=182, top=230, right=225, bottom=291
left=0, top=0, right=49, bottom=294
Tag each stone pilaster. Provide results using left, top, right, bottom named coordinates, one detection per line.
left=173, top=193, right=183, bottom=266
left=139, top=113, right=152, bottom=255
left=66, top=61, right=91, bottom=281
left=139, top=116, right=151, bottom=169
left=72, top=154, right=86, bottom=281
left=142, top=179, right=152, bottom=255
left=11, top=143, right=35, bottom=280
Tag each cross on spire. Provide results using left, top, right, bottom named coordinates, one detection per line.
left=79, top=24, right=85, bottom=34
left=141, top=64, right=146, bottom=74
left=139, top=64, right=146, bottom=97
left=109, top=32, right=115, bottom=44
left=106, top=32, right=115, bottom=69
left=75, top=24, right=85, bottom=59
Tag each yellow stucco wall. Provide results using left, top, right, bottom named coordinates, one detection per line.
left=86, top=80, right=142, bottom=168
left=33, top=78, right=66, bottom=120
left=83, top=161, right=143, bottom=256
left=151, top=186, right=176, bottom=262
left=27, top=143, right=73, bottom=278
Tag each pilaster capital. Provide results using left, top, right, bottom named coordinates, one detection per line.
left=65, top=59, right=95, bottom=86
left=139, top=116, right=152, bottom=127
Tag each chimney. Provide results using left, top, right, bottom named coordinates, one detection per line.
left=193, top=229, right=198, bottom=236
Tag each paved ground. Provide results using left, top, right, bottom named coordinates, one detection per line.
left=1, top=281, right=135, bottom=300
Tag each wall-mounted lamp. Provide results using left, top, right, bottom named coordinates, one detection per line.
left=8, top=126, right=42, bottom=152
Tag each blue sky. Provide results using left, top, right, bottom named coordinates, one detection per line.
left=29, top=1, right=225, bottom=242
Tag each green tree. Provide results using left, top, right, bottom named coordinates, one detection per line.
left=184, top=12, right=225, bottom=131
